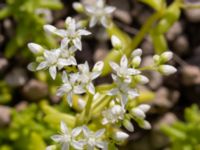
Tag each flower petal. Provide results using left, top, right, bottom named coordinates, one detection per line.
left=60, top=121, right=69, bottom=134
left=73, top=38, right=82, bottom=50
left=120, top=55, right=128, bottom=68
left=49, top=65, right=57, bottom=80
left=89, top=16, right=98, bottom=27
left=36, top=61, right=48, bottom=70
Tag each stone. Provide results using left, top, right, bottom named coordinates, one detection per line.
left=166, top=22, right=183, bottom=41
left=5, top=68, right=27, bottom=87
left=185, top=8, right=200, bottom=22
left=181, top=65, right=200, bottom=86
left=173, top=35, right=189, bottom=55
left=0, top=105, right=11, bottom=127
left=22, top=79, right=48, bottom=101
left=114, top=9, right=132, bottom=24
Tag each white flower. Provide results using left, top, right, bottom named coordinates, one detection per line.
left=123, top=119, right=134, bottom=132
left=82, top=126, right=107, bottom=150
left=158, top=65, right=177, bottom=76
left=110, top=55, right=140, bottom=83
left=85, top=0, right=116, bottom=27
left=77, top=61, right=104, bottom=94
left=108, top=75, right=139, bottom=107
left=51, top=121, right=84, bottom=150
left=57, top=72, right=86, bottom=107
left=44, top=17, right=91, bottom=50
left=113, top=131, right=129, bottom=141
left=102, top=105, right=125, bottom=125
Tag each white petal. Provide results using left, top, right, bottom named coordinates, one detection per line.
left=74, top=85, right=86, bottom=94
left=60, top=121, right=69, bottom=134
left=73, top=38, right=82, bottom=50
left=101, top=16, right=109, bottom=28
left=27, top=62, right=37, bottom=71
left=62, top=71, right=69, bottom=83
left=109, top=62, right=119, bottom=72
left=120, top=55, right=128, bottom=68
left=51, top=135, right=62, bottom=142
left=68, top=56, right=77, bottom=65
left=36, top=61, right=48, bottom=70
left=89, top=16, right=98, bottom=27
left=105, top=6, right=116, bottom=14
left=55, top=29, right=67, bottom=37
left=49, top=65, right=57, bottom=80
left=77, top=29, right=91, bottom=36
left=96, top=142, right=107, bottom=150
left=85, top=6, right=96, bottom=14
left=61, top=38, right=69, bottom=48
left=131, top=48, right=142, bottom=57
left=90, top=72, right=101, bottom=80
left=43, top=25, right=57, bottom=34
left=92, top=61, right=104, bottom=72
left=107, top=88, right=118, bottom=96
left=67, top=92, right=73, bottom=107
left=131, top=108, right=145, bottom=119
left=95, top=128, right=105, bottom=138
left=128, top=89, right=139, bottom=98
left=72, top=127, right=82, bottom=137
left=78, top=62, right=89, bottom=73
left=71, top=141, right=84, bottom=150
left=87, top=82, right=95, bottom=95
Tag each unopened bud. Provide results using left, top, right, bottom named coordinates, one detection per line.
left=73, top=2, right=84, bottom=13
left=28, top=43, right=44, bottom=54
left=93, top=61, right=104, bottom=72
left=135, top=75, right=149, bottom=84
left=160, top=51, right=173, bottom=63
left=141, top=120, right=151, bottom=130
left=158, top=65, right=177, bottom=75
left=123, top=119, right=134, bottom=132
left=153, top=55, right=160, bottom=64
left=114, top=131, right=129, bottom=141
left=131, top=56, right=141, bottom=68
left=78, top=99, right=86, bottom=110
left=131, top=108, right=145, bottom=119
left=43, top=25, right=57, bottom=34
left=138, top=104, right=151, bottom=113
left=131, top=48, right=142, bottom=57
left=111, top=35, right=122, bottom=50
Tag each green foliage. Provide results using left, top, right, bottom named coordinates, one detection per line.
left=0, top=104, right=55, bottom=150
left=0, top=0, right=63, bottom=58
left=161, top=105, right=200, bottom=150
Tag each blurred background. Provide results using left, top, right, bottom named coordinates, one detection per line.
left=0, top=0, right=200, bottom=150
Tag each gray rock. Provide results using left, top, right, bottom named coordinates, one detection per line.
left=185, top=8, right=200, bottom=22
left=93, top=44, right=108, bottom=61
left=166, top=22, right=183, bottom=41
left=0, top=58, right=8, bottom=72
left=0, top=105, right=11, bottom=127
left=173, top=35, right=189, bottom=55
left=114, top=9, right=132, bottom=24
left=181, top=65, right=200, bottom=86
left=22, top=79, right=48, bottom=101
left=5, top=68, right=27, bottom=87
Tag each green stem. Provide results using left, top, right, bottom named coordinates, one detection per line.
left=84, top=92, right=93, bottom=118
left=138, top=65, right=156, bottom=71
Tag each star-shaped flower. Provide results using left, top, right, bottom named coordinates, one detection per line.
left=82, top=126, right=107, bottom=150
left=77, top=61, right=104, bottom=95
left=102, top=105, right=125, bottom=125
left=110, top=55, right=140, bottom=83
left=51, top=121, right=84, bottom=150
left=108, top=75, right=139, bottom=107
left=44, top=17, right=91, bottom=50
left=84, top=0, right=116, bottom=28
left=57, top=72, right=86, bottom=107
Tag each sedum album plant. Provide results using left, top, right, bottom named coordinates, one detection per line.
left=27, top=0, right=177, bottom=150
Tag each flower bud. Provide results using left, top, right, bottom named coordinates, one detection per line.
left=131, top=108, right=145, bottom=119
left=160, top=51, right=173, bottom=62
left=131, top=48, right=142, bottom=57
left=141, top=120, right=151, bottom=130
left=135, top=75, right=149, bottom=84
left=28, top=43, right=44, bottom=54
left=153, top=54, right=160, bottom=64
left=138, top=104, right=151, bottom=113
left=77, top=98, right=86, bottom=110
left=111, top=35, right=122, bottom=50
left=72, top=2, right=84, bottom=13
left=131, top=56, right=141, bottom=68
left=113, top=131, right=129, bottom=141
left=158, top=65, right=177, bottom=75
left=43, top=25, right=57, bottom=34
left=123, top=119, right=134, bottom=132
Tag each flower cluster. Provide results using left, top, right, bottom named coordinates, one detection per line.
left=47, top=122, right=107, bottom=150
left=27, top=0, right=177, bottom=149
left=73, top=0, right=116, bottom=28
